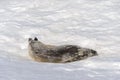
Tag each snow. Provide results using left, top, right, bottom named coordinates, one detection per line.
left=0, top=0, right=120, bottom=80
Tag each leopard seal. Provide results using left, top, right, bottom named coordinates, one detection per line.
left=28, top=37, right=98, bottom=63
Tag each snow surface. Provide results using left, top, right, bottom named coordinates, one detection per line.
left=0, top=0, right=120, bottom=80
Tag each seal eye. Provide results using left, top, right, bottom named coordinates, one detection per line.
left=34, top=37, right=38, bottom=41
left=28, top=38, right=32, bottom=42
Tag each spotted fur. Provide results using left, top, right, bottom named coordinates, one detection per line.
left=28, top=37, right=98, bottom=63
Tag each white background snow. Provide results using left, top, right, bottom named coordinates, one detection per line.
left=0, top=0, right=120, bottom=80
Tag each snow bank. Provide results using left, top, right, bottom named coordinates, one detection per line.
left=0, top=0, right=120, bottom=80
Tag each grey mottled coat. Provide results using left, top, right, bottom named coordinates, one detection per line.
left=28, top=37, right=98, bottom=63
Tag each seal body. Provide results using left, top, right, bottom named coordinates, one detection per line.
left=28, top=37, right=98, bottom=63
